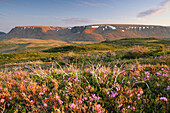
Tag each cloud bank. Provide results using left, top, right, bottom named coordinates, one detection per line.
left=62, top=17, right=94, bottom=25
left=137, top=0, right=170, bottom=17
left=76, top=0, right=108, bottom=7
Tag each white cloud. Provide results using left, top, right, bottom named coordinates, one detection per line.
left=137, top=0, right=170, bottom=17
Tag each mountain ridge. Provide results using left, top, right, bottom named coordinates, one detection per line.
left=1, top=24, right=170, bottom=42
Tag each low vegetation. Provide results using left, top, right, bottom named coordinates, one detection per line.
left=0, top=38, right=169, bottom=112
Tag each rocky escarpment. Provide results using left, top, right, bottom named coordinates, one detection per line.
left=1, top=24, right=170, bottom=42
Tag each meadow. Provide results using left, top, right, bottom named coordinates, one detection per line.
left=0, top=38, right=169, bottom=112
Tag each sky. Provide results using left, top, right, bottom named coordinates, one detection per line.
left=0, top=0, right=170, bottom=32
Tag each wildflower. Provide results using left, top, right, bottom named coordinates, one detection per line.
left=44, top=103, right=48, bottom=107
left=156, top=72, right=161, bottom=76
left=92, top=94, right=96, bottom=98
left=56, top=96, right=60, bottom=100
left=132, top=106, right=135, bottom=110
left=137, top=94, right=140, bottom=97
left=78, top=100, right=82, bottom=104
left=90, top=71, right=94, bottom=74
left=58, top=99, right=63, bottom=104
left=122, top=108, right=125, bottom=112
left=94, top=104, right=102, bottom=112
left=90, top=98, right=93, bottom=101
left=130, top=94, right=133, bottom=97
left=160, top=97, right=168, bottom=102
left=127, top=105, right=130, bottom=109
left=39, top=92, right=44, bottom=96
left=30, top=100, right=33, bottom=103
left=97, top=96, right=100, bottom=100
left=145, top=72, right=150, bottom=76
left=140, top=90, right=144, bottom=94
left=157, top=84, right=160, bottom=87
left=70, top=103, right=76, bottom=109
left=162, top=74, right=169, bottom=77
left=116, top=86, right=120, bottom=91
left=127, top=81, right=130, bottom=84
left=9, top=97, right=12, bottom=100
left=83, top=97, right=87, bottom=100
left=0, top=99, right=5, bottom=103
left=118, top=104, right=123, bottom=108
left=107, top=91, right=110, bottom=95
left=137, top=97, right=140, bottom=100
left=49, top=92, right=52, bottom=95
left=166, top=86, right=170, bottom=90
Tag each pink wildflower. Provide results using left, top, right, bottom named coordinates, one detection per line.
left=130, top=94, right=133, bottom=97
left=160, top=97, right=168, bottom=101
left=56, top=95, right=60, bottom=100
left=70, top=103, right=76, bottom=109
left=58, top=99, right=63, bottom=104
left=44, top=103, right=47, bottom=107
left=140, top=90, right=144, bottom=94
left=0, top=99, right=5, bottom=103
left=30, top=100, right=33, bottom=103
left=39, top=92, right=44, bottom=96
left=145, top=72, right=150, bottom=76
left=122, top=108, right=125, bottom=112
left=49, top=92, right=52, bottom=95
left=132, top=106, right=135, bottom=110
left=118, top=104, right=123, bottom=108
left=137, top=97, right=140, bottom=100
left=127, top=105, right=130, bottom=109
left=137, top=94, right=140, bottom=97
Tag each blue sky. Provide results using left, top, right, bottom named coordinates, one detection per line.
left=0, top=0, right=170, bottom=32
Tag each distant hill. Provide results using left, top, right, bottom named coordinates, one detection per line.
left=0, top=32, right=6, bottom=35
left=0, top=32, right=6, bottom=40
left=1, top=24, right=170, bottom=42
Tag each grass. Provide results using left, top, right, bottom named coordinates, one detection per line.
left=0, top=38, right=169, bottom=112
left=0, top=38, right=70, bottom=53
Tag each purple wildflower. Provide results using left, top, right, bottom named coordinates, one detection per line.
left=166, top=86, right=170, bottom=90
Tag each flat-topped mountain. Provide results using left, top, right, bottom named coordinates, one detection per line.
left=1, top=24, right=170, bottom=42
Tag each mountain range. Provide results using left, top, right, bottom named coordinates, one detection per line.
left=1, top=24, right=170, bottom=42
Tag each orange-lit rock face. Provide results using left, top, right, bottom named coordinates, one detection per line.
left=17, top=26, right=66, bottom=32
left=2, top=24, right=169, bottom=42
left=84, top=28, right=96, bottom=34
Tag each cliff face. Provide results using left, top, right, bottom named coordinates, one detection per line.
left=2, top=24, right=170, bottom=42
